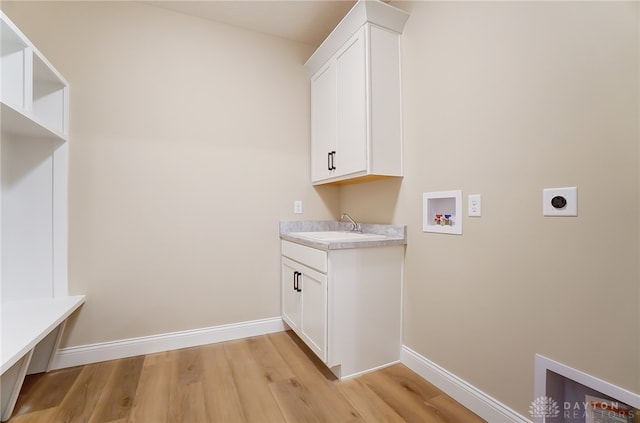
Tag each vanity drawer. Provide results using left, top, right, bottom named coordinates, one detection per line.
left=281, top=240, right=327, bottom=273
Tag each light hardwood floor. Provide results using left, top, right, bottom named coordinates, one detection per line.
left=8, top=331, right=486, bottom=423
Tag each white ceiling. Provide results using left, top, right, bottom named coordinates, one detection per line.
left=146, top=1, right=358, bottom=47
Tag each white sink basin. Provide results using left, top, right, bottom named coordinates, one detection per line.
left=292, top=231, right=387, bottom=242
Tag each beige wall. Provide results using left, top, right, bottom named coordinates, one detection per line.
left=1, top=1, right=339, bottom=345
left=342, top=0, right=640, bottom=416
left=3, top=0, right=639, bottom=418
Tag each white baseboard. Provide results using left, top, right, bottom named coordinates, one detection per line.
left=51, top=317, right=285, bottom=370
left=401, top=345, right=532, bottom=423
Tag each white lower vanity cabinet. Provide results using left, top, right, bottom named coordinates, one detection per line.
left=280, top=239, right=403, bottom=379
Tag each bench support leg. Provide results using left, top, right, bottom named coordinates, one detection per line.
left=1, top=349, right=34, bottom=422
left=1, top=320, right=69, bottom=421
left=28, top=320, right=67, bottom=374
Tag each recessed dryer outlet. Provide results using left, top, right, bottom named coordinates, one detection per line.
left=423, top=190, right=462, bottom=235
left=543, top=187, right=577, bottom=216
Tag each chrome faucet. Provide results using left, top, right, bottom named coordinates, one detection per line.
left=341, top=213, right=361, bottom=232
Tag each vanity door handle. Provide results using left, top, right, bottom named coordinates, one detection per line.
left=293, top=271, right=299, bottom=291
left=330, top=151, right=336, bottom=171
left=294, top=271, right=302, bottom=292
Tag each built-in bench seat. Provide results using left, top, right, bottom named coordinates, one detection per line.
left=1, top=295, right=85, bottom=421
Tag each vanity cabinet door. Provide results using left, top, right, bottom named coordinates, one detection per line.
left=299, top=267, right=327, bottom=362
left=281, top=258, right=301, bottom=333
left=281, top=256, right=327, bottom=363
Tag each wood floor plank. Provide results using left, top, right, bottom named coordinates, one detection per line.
left=245, top=334, right=295, bottom=383
left=275, top=331, right=337, bottom=380
left=171, top=346, right=204, bottom=386
left=427, top=394, right=487, bottom=423
left=224, top=338, right=287, bottom=423
left=12, top=366, right=82, bottom=416
left=200, top=342, right=246, bottom=423
left=170, top=381, right=208, bottom=423
left=140, top=350, right=172, bottom=367
left=167, top=347, right=207, bottom=423
left=89, top=356, right=144, bottom=423
left=378, top=364, right=445, bottom=400
left=5, top=407, right=59, bottom=423
left=49, top=361, right=117, bottom=422
left=358, top=364, right=448, bottom=423
left=267, top=332, right=335, bottom=382
left=128, top=354, right=172, bottom=423
left=337, top=378, right=406, bottom=423
left=268, top=377, right=322, bottom=423
left=268, top=331, right=361, bottom=423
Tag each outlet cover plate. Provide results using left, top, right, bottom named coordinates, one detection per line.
left=468, top=194, right=481, bottom=217
left=543, top=187, right=577, bottom=216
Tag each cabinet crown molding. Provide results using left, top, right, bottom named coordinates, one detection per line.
left=304, top=0, right=409, bottom=74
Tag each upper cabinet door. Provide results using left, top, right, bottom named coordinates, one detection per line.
left=335, top=28, right=367, bottom=179
left=310, top=63, right=337, bottom=183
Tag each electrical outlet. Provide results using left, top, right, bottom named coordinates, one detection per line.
left=468, top=194, right=481, bottom=217
left=294, top=200, right=303, bottom=214
left=543, top=187, right=577, bottom=216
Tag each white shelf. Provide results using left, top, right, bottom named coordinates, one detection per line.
left=1, top=296, right=85, bottom=374
left=0, top=11, right=68, bottom=141
left=0, top=21, right=28, bottom=110
left=1, top=102, right=67, bottom=141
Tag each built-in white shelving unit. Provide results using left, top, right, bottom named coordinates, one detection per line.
left=1, top=11, right=84, bottom=422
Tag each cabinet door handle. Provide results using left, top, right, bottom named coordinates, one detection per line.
left=327, top=152, right=332, bottom=171
left=295, top=271, right=302, bottom=292
left=330, top=151, right=336, bottom=170
left=293, top=271, right=299, bottom=291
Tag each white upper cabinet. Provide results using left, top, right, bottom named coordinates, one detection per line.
left=305, top=0, right=409, bottom=185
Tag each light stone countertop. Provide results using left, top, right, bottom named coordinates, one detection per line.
left=279, top=220, right=407, bottom=250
